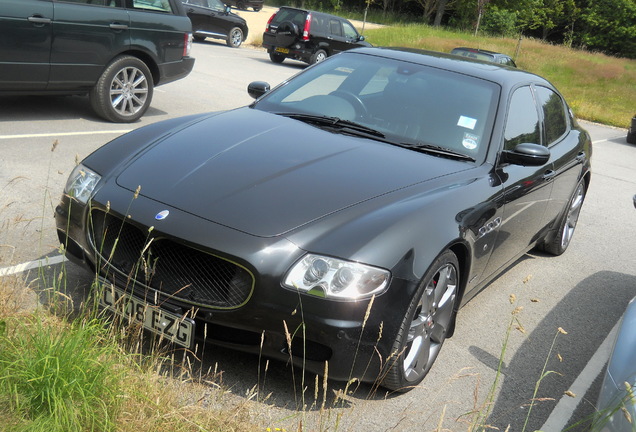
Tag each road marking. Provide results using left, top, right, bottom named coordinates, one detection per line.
left=0, top=130, right=131, bottom=140
left=0, top=255, right=67, bottom=277
left=539, top=321, right=619, bottom=431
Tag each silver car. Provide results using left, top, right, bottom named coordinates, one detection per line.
left=594, top=244, right=636, bottom=430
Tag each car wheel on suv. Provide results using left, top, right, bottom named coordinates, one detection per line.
left=90, top=55, right=154, bottom=123
left=269, top=52, right=286, bottom=64
left=227, top=27, right=244, bottom=48
left=310, top=49, right=328, bottom=64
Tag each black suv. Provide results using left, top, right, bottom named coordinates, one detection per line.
left=628, top=115, right=636, bottom=144
left=0, top=0, right=195, bottom=123
left=262, top=7, right=371, bottom=65
left=183, top=0, right=249, bottom=48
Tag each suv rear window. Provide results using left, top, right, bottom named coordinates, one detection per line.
left=271, top=8, right=306, bottom=27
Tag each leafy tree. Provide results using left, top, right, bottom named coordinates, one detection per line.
left=516, top=0, right=577, bottom=41
left=576, top=0, right=636, bottom=58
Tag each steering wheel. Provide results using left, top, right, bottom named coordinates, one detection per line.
left=330, top=90, right=369, bottom=120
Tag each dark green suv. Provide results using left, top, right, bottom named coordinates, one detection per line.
left=0, top=0, right=195, bottom=123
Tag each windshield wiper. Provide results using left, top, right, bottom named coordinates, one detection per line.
left=277, top=112, right=386, bottom=139
left=397, top=142, right=476, bottom=162
left=278, top=112, right=475, bottom=162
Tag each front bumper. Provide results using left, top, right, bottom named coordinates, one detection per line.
left=54, top=192, right=416, bottom=383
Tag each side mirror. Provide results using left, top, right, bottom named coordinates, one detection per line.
left=247, top=81, right=270, bottom=99
left=358, top=35, right=365, bottom=41
left=225, top=5, right=231, bottom=13
left=501, top=143, right=550, bottom=166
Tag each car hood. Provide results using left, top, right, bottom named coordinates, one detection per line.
left=116, top=108, right=470, bottom=237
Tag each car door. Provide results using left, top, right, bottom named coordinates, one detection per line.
left=0, top=0, right=54, bottom=90
left=481, top=85, right=555, bottom=278
left=184, top=0, right=229, bottom=38
left=324, top=18, right=351, bottom=55
left=534, top=85, right=586, bottom=224
left=49, top=0, right=130, bottom=90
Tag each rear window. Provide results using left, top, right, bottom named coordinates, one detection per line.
left=271, top=8, right=307, bottom=26
left=451, top=49, right=494, bottom=63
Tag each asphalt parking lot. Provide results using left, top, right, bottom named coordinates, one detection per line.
left=1, top=17, right=635, bottom=431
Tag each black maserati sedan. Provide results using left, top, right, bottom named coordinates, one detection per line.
left=55, top=47, right=592, bottom=392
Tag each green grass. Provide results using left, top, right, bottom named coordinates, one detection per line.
left=0, top=314, right=123, bottom=432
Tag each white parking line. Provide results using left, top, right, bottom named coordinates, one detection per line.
left=0, top=255, right=67, bottom=277
left=540, top=322, right=618, bottom=431
left=0, top=130, right=131, bottom=140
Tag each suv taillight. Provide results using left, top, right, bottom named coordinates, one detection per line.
left=266, top=13, right=275, bottom=31
left=303, top=13, right=311, bottom=41
left=183, top=33, right=192, bottom=57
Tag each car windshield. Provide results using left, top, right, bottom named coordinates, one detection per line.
left=253, top=52, right=499, bottom=162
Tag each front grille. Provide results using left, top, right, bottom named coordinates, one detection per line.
left=89, top=210, right=254, bottom=309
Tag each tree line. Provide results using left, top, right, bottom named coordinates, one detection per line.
left=327, top=0, right=636, bottom=59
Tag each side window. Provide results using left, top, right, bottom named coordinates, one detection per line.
left=60, top=0, right=120, bottom=5
left=329, top=19, right=342, bottom=36
left=504, top=86, right=541, bottom=150
left=203, top=0, right=225, bottom=12
left=535, top=86, right=568, bottom=145
left=129, top=0, right=172, bottom=12
left=343, top=21, right=358, bottom=39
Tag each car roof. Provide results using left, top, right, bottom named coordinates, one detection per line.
left=346, top=47, right=545, bottom=88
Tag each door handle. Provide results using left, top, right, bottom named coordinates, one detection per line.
left=28, top=15, right=52, bottom=26
left=110, top=23, right=129, bottom=30
left=543, top=170, right=556, bottom=181
left=575, top=152, right=586, bottom=162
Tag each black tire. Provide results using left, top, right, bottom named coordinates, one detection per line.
left=193, top=34, right=206, bottom=42
left=236, top=0, right=246, bottom=9
left=540, top=180, right=586, bottom=256
left=382, top=250, right=459, bottom=392
left=309, top=49, right=328, bottom=65
left=275, top=21, right=299, bottom=47
left=627, top=130, right=636, bottom=144
left=253, top=6, right=261, bottom=11
left=269, top=52, right=286, bottom=64
left=90, top=55, right=153, bottom=123
left=226, top=27, right=244, bottom=48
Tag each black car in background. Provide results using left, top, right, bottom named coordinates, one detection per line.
left=183, top=0, right=248, bottom=47
left=56, top=47, right=591, bottom=392
left=224, top=0, right=263, bottom=11
left=451, top=47, right=517, bottom=67
left=0, top=0, right=195, bottom=123
left=627, top=115, right=636, bottom=144
left=262, top=7, right=371, bottom=64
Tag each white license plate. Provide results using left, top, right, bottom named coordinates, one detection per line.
left=99, top=283, right=194, bottom=348
left=275, top=47, right=289, bottom=54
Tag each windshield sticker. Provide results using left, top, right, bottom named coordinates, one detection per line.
left=462, top=132, right=479, bottom=150
left=457, top=116, right=477, bottom=130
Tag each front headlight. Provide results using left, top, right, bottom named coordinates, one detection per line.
left=283, top=254, right=390, bottom=300
left=64, top=164, right=101, bottom=205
